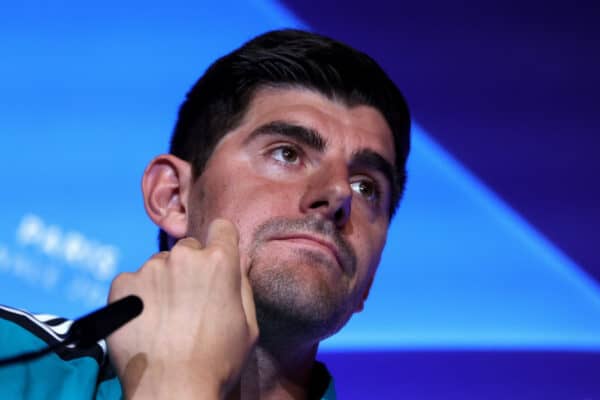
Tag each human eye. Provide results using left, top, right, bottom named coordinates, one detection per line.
left=350, top=178, right=381, bottom=203
left=269, top=145, right=302, bottom=166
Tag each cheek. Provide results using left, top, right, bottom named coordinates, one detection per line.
left=349, top=220, right=387, bottom=279
left=228, top=180, right=297, bottom=221
left=204, top=175, right=300, bottom=249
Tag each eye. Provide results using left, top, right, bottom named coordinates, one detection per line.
left=271, top=145, right=301, bottom=165
left=351, top=179, right=380, bottom=202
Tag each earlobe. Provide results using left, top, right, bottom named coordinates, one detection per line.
left=142, top=154, right=192, bottom=240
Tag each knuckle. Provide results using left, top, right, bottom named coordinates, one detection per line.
left=206, top=246, right=229, bottom=264
left=176, top=237, right=202, bottom=249
left=111, top=272, right=133, bottom=287
left=168, top=242, right=196, bottom=262
left=140, top=253, right=166, bottom=273
left=109, top=272, right=134, bottom=298
left=151, top=251, right=169, bottom=260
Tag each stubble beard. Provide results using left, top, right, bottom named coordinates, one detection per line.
left=246, top=216, right=359, bottom=348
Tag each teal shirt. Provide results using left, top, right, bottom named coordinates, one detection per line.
left=0, top=305, right=336, bottom=399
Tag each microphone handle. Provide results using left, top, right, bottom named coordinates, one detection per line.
left=0, top=295, right=143, bottom=367
left=67, top=295, right=143, bottom=347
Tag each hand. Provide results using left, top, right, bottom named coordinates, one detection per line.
left=106, top=219, right=259, bottom=400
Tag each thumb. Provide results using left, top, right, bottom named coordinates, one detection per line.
left=205, top=218, right=239, bottom=252
left=240, top=270, right=259, bottom=340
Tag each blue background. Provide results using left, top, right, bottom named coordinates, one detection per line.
left=1, top=0, right=599, bottom=397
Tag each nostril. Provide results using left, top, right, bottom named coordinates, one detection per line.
left=309, top=200, right=329, bottom=210
left=334, top=208, right=346, bottom=223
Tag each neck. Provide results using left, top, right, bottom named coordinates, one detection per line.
left=227, top=340, right=319, bottom=400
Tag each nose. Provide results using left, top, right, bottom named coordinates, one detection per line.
left=300, top=165, right=352, bottom=228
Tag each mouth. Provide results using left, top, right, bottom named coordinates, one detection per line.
left=272, top=234, right=344, bottom=273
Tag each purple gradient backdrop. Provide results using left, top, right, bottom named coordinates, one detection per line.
left=320, top=351, right=600, bottom=399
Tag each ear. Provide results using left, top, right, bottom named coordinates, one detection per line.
left=354, top=275, right=375, bottom=313
left=141, top=154, right=192, bottom=240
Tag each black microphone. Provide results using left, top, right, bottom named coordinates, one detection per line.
left=0, top=295, right=143, bottom=367
left=66, top=295, right=143, bottom=347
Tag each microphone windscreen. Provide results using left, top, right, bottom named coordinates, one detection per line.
left=67, top=295, right=144, bottom=348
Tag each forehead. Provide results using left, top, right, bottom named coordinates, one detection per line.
left=227, top=86, right=396, bottom=164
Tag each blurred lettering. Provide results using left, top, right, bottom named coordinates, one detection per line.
left=16, top=214, right=119, bottom=281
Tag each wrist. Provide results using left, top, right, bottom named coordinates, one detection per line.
left=120, top=363, right=224, bottom=400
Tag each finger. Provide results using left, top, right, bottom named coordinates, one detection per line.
left=150, top=251, right=169, bottom=260
left=240, top=271, right=259, bottom=340
left=205, top=218, right=239, bottom=252
left=174, top=237, right=203, bottom=250
left=108, top=272, right=136, bottom=303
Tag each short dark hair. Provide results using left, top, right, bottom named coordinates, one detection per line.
left=159, top=29, right=411, bottom=250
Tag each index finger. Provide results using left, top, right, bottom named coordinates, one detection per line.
left=205, top=218, right=239, bottom=251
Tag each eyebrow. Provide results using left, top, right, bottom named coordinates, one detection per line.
left=244, top=121, right=327, bottom=152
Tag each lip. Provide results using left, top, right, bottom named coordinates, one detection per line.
left=272, top=234, right=344, bottom=272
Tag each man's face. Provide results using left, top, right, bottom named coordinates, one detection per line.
left=186, top=87, right=396, bottom=341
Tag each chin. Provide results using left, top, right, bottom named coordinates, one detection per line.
left=249, top=258, right=354, bottom=342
